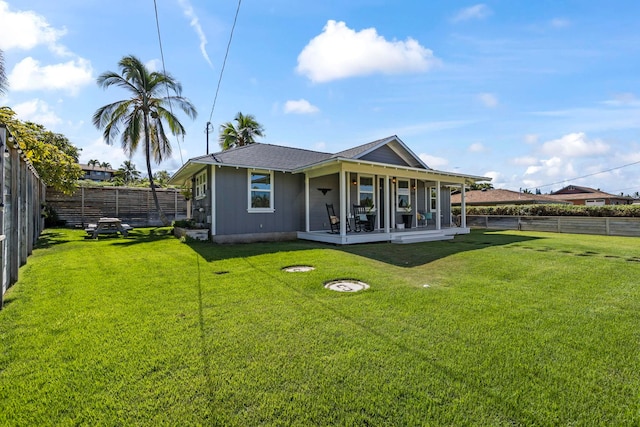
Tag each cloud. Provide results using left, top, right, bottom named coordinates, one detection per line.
left=468, top=142, right=487, bottom=152
left=8, top=57, right=93, bottom=95
left=512, top=156, right=538, bottom=166
left=550, top=18, right=570, bottom=29
left=284, top=99, right=319, bottom=114
left=296, top=20, right=439, bottom=83
left=145, top=59, right=161, bottom=72
left=419, top=153, right=449, bottom=169
left=12, top=99, right=62, bottom=126
left=483, top=170, right=501, bottom=184
left=0, top=1, right=68, bottom=55
left=452, top=4, right=492, bottom=23
left=524, top=134, right=538, bottom=144
left=177, top=0, right=213, bottom=68
left=605, top=92, right=638, bottom=106
left=540, top=132, right=609, bottom=157
left=478, top=92, right=498, bottom=108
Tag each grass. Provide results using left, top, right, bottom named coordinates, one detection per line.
left=1, top=228, right=639, bottom=425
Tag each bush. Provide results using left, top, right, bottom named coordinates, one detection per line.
left=453, top=204, right=640, bottom=217
left=172, top=219, right=196, bottom=228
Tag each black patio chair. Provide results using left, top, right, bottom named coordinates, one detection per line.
left=352, top=204, right=369, bottom=232
left=326, top=203, right=350, bottom=233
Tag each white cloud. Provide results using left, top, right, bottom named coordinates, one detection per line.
left=419, top=153, right=449, bottom=169
left=452, top=4, right=492, bottom=23
left=177, top=0, right=213, bottom=68
left=550, top=18, right=570, bottom=29
left=145, top=59, right=161, bottom=72
left=483, top=170, right=501, bottom=184
left=284, top=99, right=319, bottom=114
left=478, top=92, right=498, bottom=108
left=296, top=20, right=439, bottom=83
left=0, top=1, right=68, bottom=55
left=468, top=142, right=487, bottom=152
left=605, top=92, right=638, bottom=106
left=540, top=132, right=609, bottom=157
left=80, top=137, right=128, bottom=166
left=524, top=134, right=538, bottom=144
left=12, top=99, right=61, bottom=126
left=8, top=57, right=93, bottom=95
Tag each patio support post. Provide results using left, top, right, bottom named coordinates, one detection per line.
left=461, top=184, right=467, bottom=228
left=304, top=174, right=310, bottom=232
left=435, top=180, right=441, bottom=230
left=384, top=174, right=390, bottom=232
left=340, top=170, right=347, bottom=236
left=210, top=166, right=216, bottom=237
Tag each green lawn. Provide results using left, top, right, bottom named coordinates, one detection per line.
left=1, top=228, right=639, bottom=425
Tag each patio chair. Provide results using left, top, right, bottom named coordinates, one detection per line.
left=352, top=204, right=369, bottom=232
left=418, top=211, right=432, bottom=227
left=326, top=203, right=350, bottom=233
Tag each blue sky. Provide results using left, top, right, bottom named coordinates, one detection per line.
left=1, top=0, right=640, bottom=194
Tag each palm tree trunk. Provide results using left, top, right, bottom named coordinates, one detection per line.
left=144, top=119, right=170, bottom=226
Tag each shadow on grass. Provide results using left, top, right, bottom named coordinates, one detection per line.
left=108, top=228, right=176, bottom=246
left=185, top=230, right=541, bottom=268
left=35, top=229, right=74, bottom=249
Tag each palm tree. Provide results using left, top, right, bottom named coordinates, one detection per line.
left=0, top=49, right=7, bottom=95
left=116, top=160, right=141, bottom=184
left=100, top=161, right=112, bottom=169
left=88, top=159, right=100, bottom=168
left=219, top=112, right=264, bottom=150
left=93, top=55, right=197, bottom=225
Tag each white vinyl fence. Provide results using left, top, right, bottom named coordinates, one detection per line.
left=467, top=215, right=640, bottom=237
left=0, top=124, right=46, bottom=309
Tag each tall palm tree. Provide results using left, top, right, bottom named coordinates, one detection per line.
left=219, top=112, right=264, bottom=150
left=100, top=161, right=112, bottom=169
left=93, top=55, right=197, bottom=225
left=88, top=159, right=100, bottom=168
left=0, top=49, right=7, bottom=95
left=118, top=160, right=141, bottom=184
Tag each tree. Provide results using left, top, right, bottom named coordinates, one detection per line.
left=0, top=48, right=7, bottom=95
left=153, top=170, right=171, bottom=187
left=469, top=182, right=494, bottom=191
left=93, top=55, right=197, bottom=225
left=0, top=107, right=83, bottom=194
left=88, top=159, right=100, bottom=168
left=116, top=160, right=141, bottom=184
left=100, top=161, right=112, bottom=169
left=219, top=112, right=264, bottom=150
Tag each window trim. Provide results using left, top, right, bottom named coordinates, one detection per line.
left=396, top=179, right=410, bottom=212
left=247, top=170, right=275, bottom=213
left=357, top=175, right=375, bottom=210
left=195, top=171, right=207, bottom=200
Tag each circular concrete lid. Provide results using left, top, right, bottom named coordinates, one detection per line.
left=324, top=280, right=370, bottom=292
left=282, top=265, right=315, bottom=272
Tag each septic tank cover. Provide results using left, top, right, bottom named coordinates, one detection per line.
left=324, top=280, right=370, bottom=292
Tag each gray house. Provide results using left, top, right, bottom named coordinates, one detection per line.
left=168, top=135, right=488, bottom=244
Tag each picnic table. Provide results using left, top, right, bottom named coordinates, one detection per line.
left=85, top=218, right=133, bottom=239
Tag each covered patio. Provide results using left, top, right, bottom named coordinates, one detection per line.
left=296, top=156, right=484, bottom=244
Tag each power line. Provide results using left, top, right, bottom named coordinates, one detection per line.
left=526, top=158, right=640, bottom=192
left=153, top=0, right=184, bottom=165
left=208, top=0, right=242, bottom=124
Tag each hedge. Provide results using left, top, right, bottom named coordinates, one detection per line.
left=453, top=204, right=640, bottom=218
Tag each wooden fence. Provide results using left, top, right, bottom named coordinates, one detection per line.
left=0, top=125, right=46, bottom=308
left=467, top=215, right=640, bottom=237
left=46, top=186, right=189, bottom=228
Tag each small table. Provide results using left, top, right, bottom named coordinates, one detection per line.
left=86, top=218, right=129, bottom=239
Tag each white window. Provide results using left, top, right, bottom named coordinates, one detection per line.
left=397, top=179, right=410, bottom=211
left=248, top=170, right=274, bottom=212
left=585, top=199, right=605, bottom=206
left=358, top=176, right=375, bottom=209
left=195, top=171, right=207, bottom=200
left=429, top=187, right=437, bottom=211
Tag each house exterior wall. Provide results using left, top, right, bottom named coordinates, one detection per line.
left=310, top=174, right=340, bottom=231
left=360, top=145, right=408, bottom=166
left=214, top=167, right=305, bottom=236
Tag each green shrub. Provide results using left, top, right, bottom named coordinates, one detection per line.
left=453, top=204, right=640, bottom=217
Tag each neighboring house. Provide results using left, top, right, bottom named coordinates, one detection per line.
left=451, top=189, right=571, bottom=206
left=79, top=164, right=117, bottom=182
left=168, top=135, right=489, bottom=244
left=547, top=185, right=634, bottom=206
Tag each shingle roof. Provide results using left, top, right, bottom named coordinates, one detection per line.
left=332, top=136, right=395, bottom=159
left=196, top=143, right=332, bottom=171
left=451, top=189, right=569, bottom=205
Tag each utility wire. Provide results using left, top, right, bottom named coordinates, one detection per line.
left=208, top=0, right=242, bottom=123
left=525, top=158, right=640, bottom=192
left=153, top=0, right=184, bottom=165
